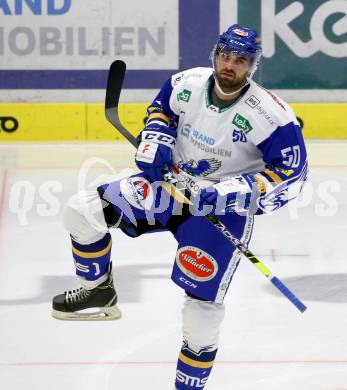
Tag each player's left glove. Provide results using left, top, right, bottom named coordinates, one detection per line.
left=196, top=174, right=258, bottom=215
left=135, top=123, right=176, bottom=182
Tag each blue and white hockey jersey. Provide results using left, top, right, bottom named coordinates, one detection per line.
left=145, top=67, right=308, bottom=214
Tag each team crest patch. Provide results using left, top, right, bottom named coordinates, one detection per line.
left=177, top=158, right=221, bottom=177
left=176, top=247, right=218, bottom=282
left=120, top=177, right=154, bottom=210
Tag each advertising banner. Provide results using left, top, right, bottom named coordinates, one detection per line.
left=0, top=0, right=178, bottom=70
left=0, top=0, right=346, bottom=93
left=228, top=0, right=347, bottom=89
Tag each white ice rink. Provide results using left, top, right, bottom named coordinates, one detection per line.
left=0, top=141, right=347, bottom=390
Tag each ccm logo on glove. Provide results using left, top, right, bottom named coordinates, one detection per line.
left=135, top=124, right=177, bottom=182
left=142, top=131, right=176, bottom=146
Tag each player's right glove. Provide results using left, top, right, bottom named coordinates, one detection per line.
left=135, top=123, right=176, bottom=182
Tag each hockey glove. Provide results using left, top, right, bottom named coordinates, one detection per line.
left=196, top=175, right=257, bottom=216
left=135, top=123, right=176, bottom=182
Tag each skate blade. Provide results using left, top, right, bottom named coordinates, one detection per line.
left=51, top=305, right=122, bottom=321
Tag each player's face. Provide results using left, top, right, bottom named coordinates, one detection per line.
left=215, top=51, right=252, bottom=92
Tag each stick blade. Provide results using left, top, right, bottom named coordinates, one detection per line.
left=105, top=60, right=126, bottom=112
left=104, top=60, right=138, bottom=147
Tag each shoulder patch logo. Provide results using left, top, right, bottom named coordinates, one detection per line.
left=245, top=95, right=260, bottom=108
left=177, top=89, right=192, bottom=102
left=232, top=113, right=253, bottom=134
left=173, top=73, right=184, bottom=86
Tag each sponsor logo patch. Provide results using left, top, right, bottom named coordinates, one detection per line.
left=176, top=370, right=209, bottom=387
left=185, top=73, right=203, bottom=80
left=232, top=113, right=253, bottom=133
left=254, top=105, right=276, bottom=126
left=135, top=141, right=158, bottom=163
left=181, top=124, right=191, bottom=139
left=191, top=128, right=215, bottom=145
left=176, top=246, right=218, bottom=282
left=172, top=167, right=206, bottom=194
left=120, top=176, right=154, bottom=210
left=245, top=95, right=260, bottom=108
left=229, top=38, right=245, bottom=46
left=132, top=180, right=150, bottom=201
left=244, top=95, right=276, bottom=126
left=179, top=277, right=198, bottom=289
left=177, top=89, right=192, bottom=102
left=234, top=28, right=249, bottom=37
left=173, top=73, right=184, bottom=86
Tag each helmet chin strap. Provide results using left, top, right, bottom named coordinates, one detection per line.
left=213, top=76, right=249, bottom=98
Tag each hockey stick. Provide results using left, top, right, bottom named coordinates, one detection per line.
left=105, top=60, right=307, bottom=313
left=105, top=60, right=138, bottom=147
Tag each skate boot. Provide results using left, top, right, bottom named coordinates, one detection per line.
left=51, top=270, right=121, bottom=321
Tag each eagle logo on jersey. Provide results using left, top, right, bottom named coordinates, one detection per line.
left=177, top=158, right=222, bottom=177
left=257, top=185, right=289, bottom=212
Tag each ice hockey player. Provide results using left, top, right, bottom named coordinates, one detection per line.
left=52, top=24, right=308, bottom=389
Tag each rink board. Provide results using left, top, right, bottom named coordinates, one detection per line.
left=0, top=102, right=346, bottom=141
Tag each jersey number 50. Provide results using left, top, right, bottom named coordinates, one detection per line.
left=281, top=145, right=300, bottom=168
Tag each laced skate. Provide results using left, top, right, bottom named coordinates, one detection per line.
left=51, top=272, right=121, bottom=321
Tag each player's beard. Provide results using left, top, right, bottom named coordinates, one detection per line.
left=215, top=70, right=248, bottom=94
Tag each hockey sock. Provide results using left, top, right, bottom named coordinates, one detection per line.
left=71, top=232, right=112, bottom=289
left=175, top=344, right=217, bottom=389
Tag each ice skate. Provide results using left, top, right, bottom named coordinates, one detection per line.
left=51, top=271, right=121, bottom=321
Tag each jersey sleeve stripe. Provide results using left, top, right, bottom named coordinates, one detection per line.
left=146, top=119, right=169, bottom=127
left=147, top=113, right=170, bottom=124
left=254, top=175, right=268, bottom=193
left=263, top=169, right=283, bottom=184
left=285, top=160, right=308, bottom=187
left=258, top=161, right=308, bottom=201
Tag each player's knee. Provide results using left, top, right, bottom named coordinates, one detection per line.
left=63, top=191, right=108, bottom=244
left=182, top=296, right=225, bottom=351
